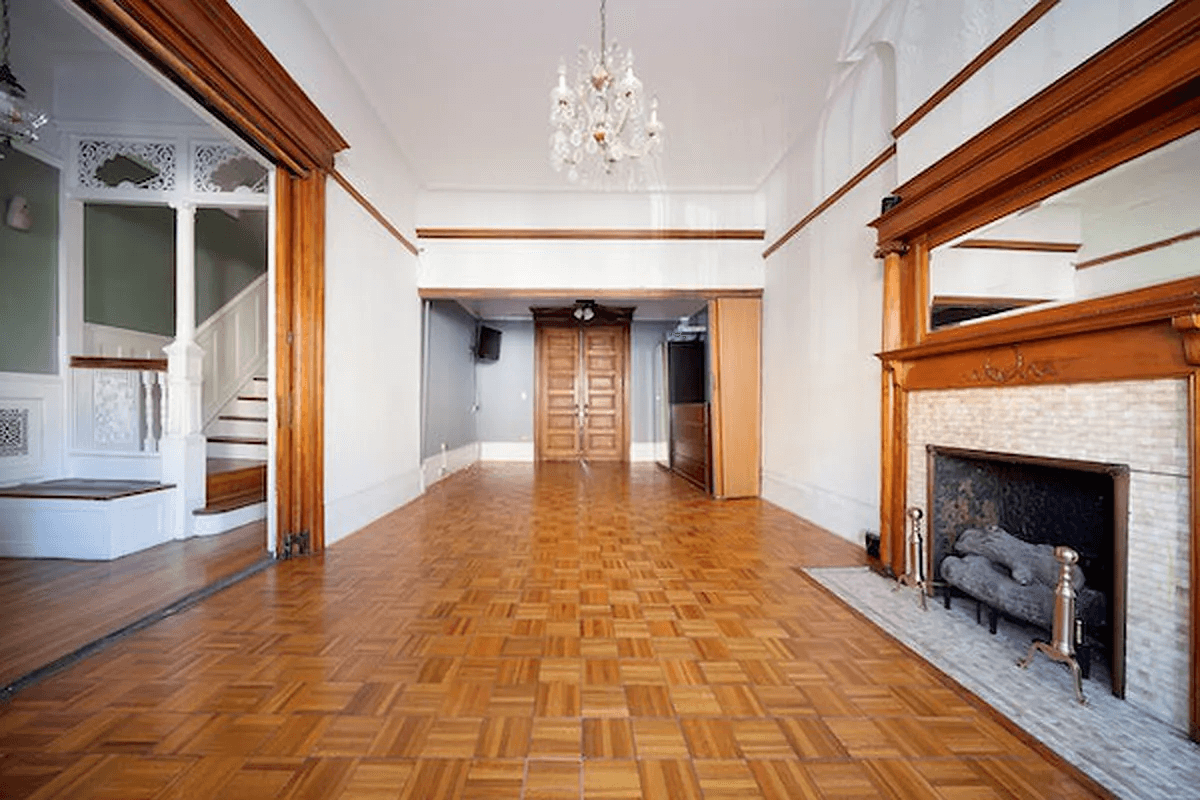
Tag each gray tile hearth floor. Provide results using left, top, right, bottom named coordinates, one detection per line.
left=805, top=566, right=1200, bottom=800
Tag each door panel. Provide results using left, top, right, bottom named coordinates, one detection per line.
left=538, top=326, right=582, bottom=460
left=536, top=323, right=628, bottom=462
left=582, top=326, right=625, bottom=461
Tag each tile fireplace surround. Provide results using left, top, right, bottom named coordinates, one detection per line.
left=905, top=379, right=1190, bottom=732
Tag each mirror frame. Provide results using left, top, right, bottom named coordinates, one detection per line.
left=871, top=1, right=1200, bottom=741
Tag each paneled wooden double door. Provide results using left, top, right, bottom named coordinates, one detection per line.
left=535, top=323, right=629, bottom=461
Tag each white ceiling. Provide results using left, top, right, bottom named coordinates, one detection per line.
left=300, top=0, right=852, bottom=193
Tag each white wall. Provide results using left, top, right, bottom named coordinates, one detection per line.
left=229, top=0, right=425, bottom=546
left=759, top=0, right=1168, bottom=544
left=417, top=189, right=766, bottom=292
left=890, top=0, right=1170, bottom=182
left=323, top=183, right=422, bottom=545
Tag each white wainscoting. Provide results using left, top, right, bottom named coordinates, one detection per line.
left=197, top=274, right=268, bottom=425
left=0, top=372, right=64, bottom=487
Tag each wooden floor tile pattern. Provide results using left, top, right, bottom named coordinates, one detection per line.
left=0, top=463, right=1107, bottom=798
left=0, top=521, right=267, bottom=688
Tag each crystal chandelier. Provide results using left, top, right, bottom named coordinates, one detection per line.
left=0, top=0, right=48, bottom=153
left=549, top=0, right=662, bottom=186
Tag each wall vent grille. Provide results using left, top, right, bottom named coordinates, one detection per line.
left=0, top=408, right=30, bottom=458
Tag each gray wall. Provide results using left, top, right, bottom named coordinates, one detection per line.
left=422, top=300, right=478, bottom=459
left=84, top=203, right=175, bottom=336
left=476, top=320, right=534, bottom=443
left=0, top=149, right=59, bottom=374
left=472, top=319, right=671, bottom=447
left=630, top=321, right=674, bottom=444
left=195, top=208, right=267, bottom=324
left=84, top=204, right=268, bottom=336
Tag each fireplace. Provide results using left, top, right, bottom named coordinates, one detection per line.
left=906, top=379, right=1190, bottom=732
left=927, top=445, right=1129, bottom=697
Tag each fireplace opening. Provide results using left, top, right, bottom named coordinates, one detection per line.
left=927, top=445, right=1129, bottom=698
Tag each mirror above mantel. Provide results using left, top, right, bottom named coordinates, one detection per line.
left=928, top=128, right=1200, bottom=331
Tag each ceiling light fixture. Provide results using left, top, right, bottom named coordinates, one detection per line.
left=0, top=0, right=48, bottom=155
left=549, top=0, right=662, bottom=187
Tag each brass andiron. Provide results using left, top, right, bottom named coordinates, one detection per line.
left=896, top=506, right=928, bottom=610
left=1017, top=546, right=1086, bottom=704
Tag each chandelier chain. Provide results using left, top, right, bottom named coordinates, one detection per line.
left=599, top=0, right=606, bottom=58
left=1, top=0, right=10, bottom=68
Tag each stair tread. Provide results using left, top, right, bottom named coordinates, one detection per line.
left=208, top=435, right=268, bottom=445
left=195, top=488, right=266, bottom=515
left=206, top=458, right=265, bottom=475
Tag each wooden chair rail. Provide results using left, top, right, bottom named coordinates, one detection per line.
left=70, top=355, right=168, bottom=372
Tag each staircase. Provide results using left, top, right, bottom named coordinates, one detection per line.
left=195, top=374, right=268, bottom=535
left=205, top=375, right=269, bottom=460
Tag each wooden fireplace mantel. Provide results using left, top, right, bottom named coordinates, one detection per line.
left=871, top=0, right=1200, bottom=741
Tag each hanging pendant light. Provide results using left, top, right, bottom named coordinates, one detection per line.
left=549, top=0, right=662, bottom=187
left=0, top=0, right=49, bottom=154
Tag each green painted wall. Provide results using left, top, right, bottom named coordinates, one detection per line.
left=84, top=203, right=176, bottom=336
left=0, top=149, right=60, bottom=375
left=195, top=208, right=267, bottom=324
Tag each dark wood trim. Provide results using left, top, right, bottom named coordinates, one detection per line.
left=72, top=0, right=347, bottom=174
left=892, top=0, right=1060, bottom=139
left=874, top=1, right=1200, bottom=249
left=953, top=239, right=1081, bottom=253
left=763, top=144, right=896, bottom=259
left=415, top=227, right=764, bottom=241
left=1075, top=227, right=1200, bottom=270
left=275, top=170, right=326, bottom=554
left=930, top=295, right=1049, bottom=309
left=69, top=355, right=167, bottom=372
left=418, top=287, right=763, bottom=301
left=330, top=169, right=420, bottom=256
left=881, top=276, right=1200, bottom=362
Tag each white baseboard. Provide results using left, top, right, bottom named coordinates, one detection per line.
left=421, top=442, right=480, bottom=488
left=630, top=442, right=667, bottom=462
left=761, top=470, right=876, bottom=546
left=325, top=467, right=423, bottom=547
left=480, top=441, right=534, bottom=461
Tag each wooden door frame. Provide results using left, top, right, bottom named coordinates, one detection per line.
left=533, top=308, right=632, bottom=463
left=72, top=0, right=348, bottom=554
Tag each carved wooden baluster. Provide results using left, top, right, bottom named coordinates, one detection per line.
left=141, top=370, right=156, bottom=452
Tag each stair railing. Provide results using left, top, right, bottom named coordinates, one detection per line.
left=69, top=356, right=167, bottom=453
left=196, top=273, right=268, bottom=426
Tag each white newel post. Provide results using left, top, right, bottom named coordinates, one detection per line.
left=161, top=201, right=206, bottom=539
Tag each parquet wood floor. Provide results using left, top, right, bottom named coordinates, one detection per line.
left=0, top=521, right=267, bottom=688
left=0, top=464, right=1106, bottom=799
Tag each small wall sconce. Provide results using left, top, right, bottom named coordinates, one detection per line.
left=6, top=196, right=32, bottom=231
